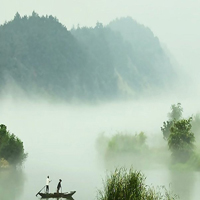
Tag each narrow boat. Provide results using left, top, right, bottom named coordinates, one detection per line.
left=38, top=191, right=76, bottom=198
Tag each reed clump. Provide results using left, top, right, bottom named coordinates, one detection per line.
left=97, top=167, right=178, bottom=200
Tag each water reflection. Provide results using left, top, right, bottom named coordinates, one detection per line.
left=2, top=100, right=200, bottom=200
left=170, top=170, right=195, bottom=200
left=0, top=168, right=25, bottom=200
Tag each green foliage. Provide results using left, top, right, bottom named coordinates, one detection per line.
left=161, top=103, right=200, bottom=170
left=97, top=167, right=178, bottom=200
left=161, top=103, right=183, bottom=140
left=0, top=124, right=27, bottom=167
left=106, top=132, right=147, bottom=155
left=161, top=121, right=174, bottom=140
left=96, top=132, right=171, bottom=169
left=168, top=118, right=195, bottom=163
left=96, top=132, right=151, bottom=169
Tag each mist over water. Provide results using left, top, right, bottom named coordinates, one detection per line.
left=1, top=92, right=200, bottom=200
left=0, top=0, right=199, bottom=199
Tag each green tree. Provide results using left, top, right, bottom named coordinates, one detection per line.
left=168, top=118, right=195, bottom=163
left=161, top=103, right=183, bottom=140
left=0, top=124, right=27, bottom=167
left=161, top=120, right=174, bottom=140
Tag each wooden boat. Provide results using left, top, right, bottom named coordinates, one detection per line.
left=38, top=191, right=76, bottom=198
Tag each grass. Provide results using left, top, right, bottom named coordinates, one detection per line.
left=97, top=167, right=179, bottom=200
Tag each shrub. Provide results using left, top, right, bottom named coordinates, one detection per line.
left=106, top=132, right=147, bottom=155
left=168, top=118, right=195, bottom=163
left=96, top=132, right=152, bottom=169
left=97, top=167, right=178, bottom=200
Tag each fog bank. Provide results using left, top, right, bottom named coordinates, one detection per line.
left=1, top=92, right=200, bottom=199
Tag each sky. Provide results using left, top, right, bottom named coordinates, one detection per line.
left=1, top=0, right=200, bottom=75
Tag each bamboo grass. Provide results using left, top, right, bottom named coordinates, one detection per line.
left=97, top=167, right=178, bottom=200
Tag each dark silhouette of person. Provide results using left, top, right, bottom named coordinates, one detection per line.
left=57, top=179, right=62, bottom=193
left=46, top=176, right=50, bottom=193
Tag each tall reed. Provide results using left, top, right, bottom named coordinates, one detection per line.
left=97, top=167, right=178, bottom=200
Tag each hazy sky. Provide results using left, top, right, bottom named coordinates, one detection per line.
left=1, top=0, right=200, bottom=74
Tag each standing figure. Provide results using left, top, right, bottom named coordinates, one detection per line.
left=57, top=179, right=62, bottom=193
left=46, top=176, right=50, bottom=193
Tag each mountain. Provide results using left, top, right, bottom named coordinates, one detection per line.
left=107, top=17, right=175, bottom=88
left=0, top=13, right=176, bottom=102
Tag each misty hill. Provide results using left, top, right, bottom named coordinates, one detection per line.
left=0, top=12, right=176, bottom=101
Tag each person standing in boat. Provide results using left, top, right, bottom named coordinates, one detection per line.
left=57, top=179, right=62, bottom=193
left=46, top=176, right=50, bottom=193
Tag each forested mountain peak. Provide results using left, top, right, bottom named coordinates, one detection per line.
left=0, top=13, right=176, bottom=102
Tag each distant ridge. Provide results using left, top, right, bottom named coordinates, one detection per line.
left=0, top=12, right=176, bottom=102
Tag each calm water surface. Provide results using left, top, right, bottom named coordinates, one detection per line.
left=1, top=99, right=200, bottom=200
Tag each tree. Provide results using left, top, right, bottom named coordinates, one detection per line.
left=161, top=120, right=174, bottom=140
left=0, top=124, right=27, bottom=167
left=168, top=103, right=183, bottom=121
left=161, top=103, right=183, bottom=140
left=14, top=12, right=21, bottom=20
left=191, top=113, right=200, bottom=140
left=95, top=22, right=103, bottom=29
left=168, top=118, right=195, bottom=163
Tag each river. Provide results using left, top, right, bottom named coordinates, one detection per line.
left=1, top=97, right=200, bottom=200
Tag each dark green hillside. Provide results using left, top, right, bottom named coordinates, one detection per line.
left=0, top=12, right=95, bottom=100
left=0, top=12, right=119, bottom=101
left=0, top=13, right=176, bottom=101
